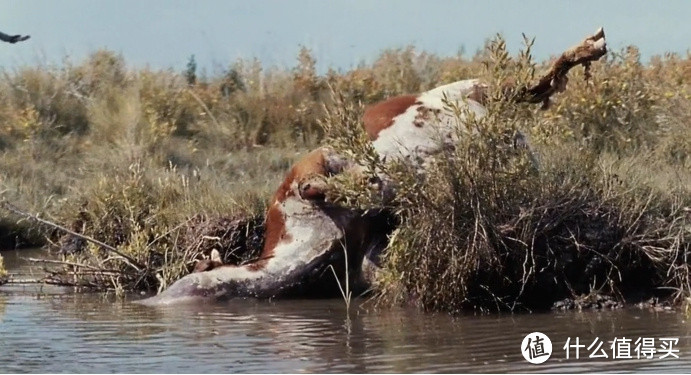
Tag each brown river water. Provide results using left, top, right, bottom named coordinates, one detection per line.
left=1, top=248, right=690, bottom=373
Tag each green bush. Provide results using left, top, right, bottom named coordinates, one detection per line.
left=323, top=36, right=691, bottom=312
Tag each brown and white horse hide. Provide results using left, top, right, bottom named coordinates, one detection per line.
left=142, top=79, right=489, bottom=305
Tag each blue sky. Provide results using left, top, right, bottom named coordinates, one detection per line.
left=1, top=1, right=689, bottom=75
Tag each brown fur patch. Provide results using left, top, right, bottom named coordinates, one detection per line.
left=415, top=106, right=431, bottom=119
left=257, top=203, right=288, bottom=268
left=413, top=105, right=442, bottom=127
left=193, top=259, right=214, bottom=273
left=467, top=83, right=488, bottom=105
left=300, top=180, right=327, bottom=200
left=363, top=95, right=417, bottom=140
left=260, top=148, right=331, bottom=268
left=193, top=249, right=223, bottom=273
left=270, top=149, right=329, bottom=204
left=245, top=254, right=273, bottom=272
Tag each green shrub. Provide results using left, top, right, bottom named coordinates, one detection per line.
left=324, top=35, right=691, bottom=312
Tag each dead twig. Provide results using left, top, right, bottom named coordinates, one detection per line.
left=186, top=88, right=222, bottom=130
left=522, top=27, right=607, bottom=108
left=1, top=201, right=145, bottom=270
left=24, top=257, right=123, bottom=274
left=3, top=278, right=47, bottom=284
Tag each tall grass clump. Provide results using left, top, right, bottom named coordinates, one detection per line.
left=324, top=36, right=690, bottom=312
left=0, top=48, right=320, bottom=249
left=0, top=49, right=312, bottom=289
left=42, top=158, right=270, bottom=293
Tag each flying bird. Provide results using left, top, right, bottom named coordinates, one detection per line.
left=0, top=31, right=30, bottom=44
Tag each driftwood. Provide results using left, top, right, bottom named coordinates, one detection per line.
left=468, top=28, right=606, bottom=109
left=524, top=27, right=607, bottom=107
left=1, top=202, right=144, bottom=269
left=0, top=31, right=30, bottom=44
left=3, top=277, right=95, bottom=287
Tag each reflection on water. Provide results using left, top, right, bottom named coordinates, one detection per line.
left=1, top=248, right=691, bottom=373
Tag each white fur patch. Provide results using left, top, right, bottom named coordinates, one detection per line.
left=266, top=196, right=343, bottom=276
left=372, top=79, right=487, bottom=162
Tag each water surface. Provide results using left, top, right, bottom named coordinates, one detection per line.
left=1, top=248, right=690, bottom=373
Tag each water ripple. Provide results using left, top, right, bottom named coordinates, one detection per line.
left=2, top=249, right=691, bottom=372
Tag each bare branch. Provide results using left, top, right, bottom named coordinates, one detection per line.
left=1, top=201, right=144, bottom=270
left=25, top=257, right=124, bottom=273
left=3, top=278, right=46, bottom=284
left=523, top=27, right=607, bottom=108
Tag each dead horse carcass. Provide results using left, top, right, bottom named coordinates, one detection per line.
left=139, top=28, right=606, bottom=305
